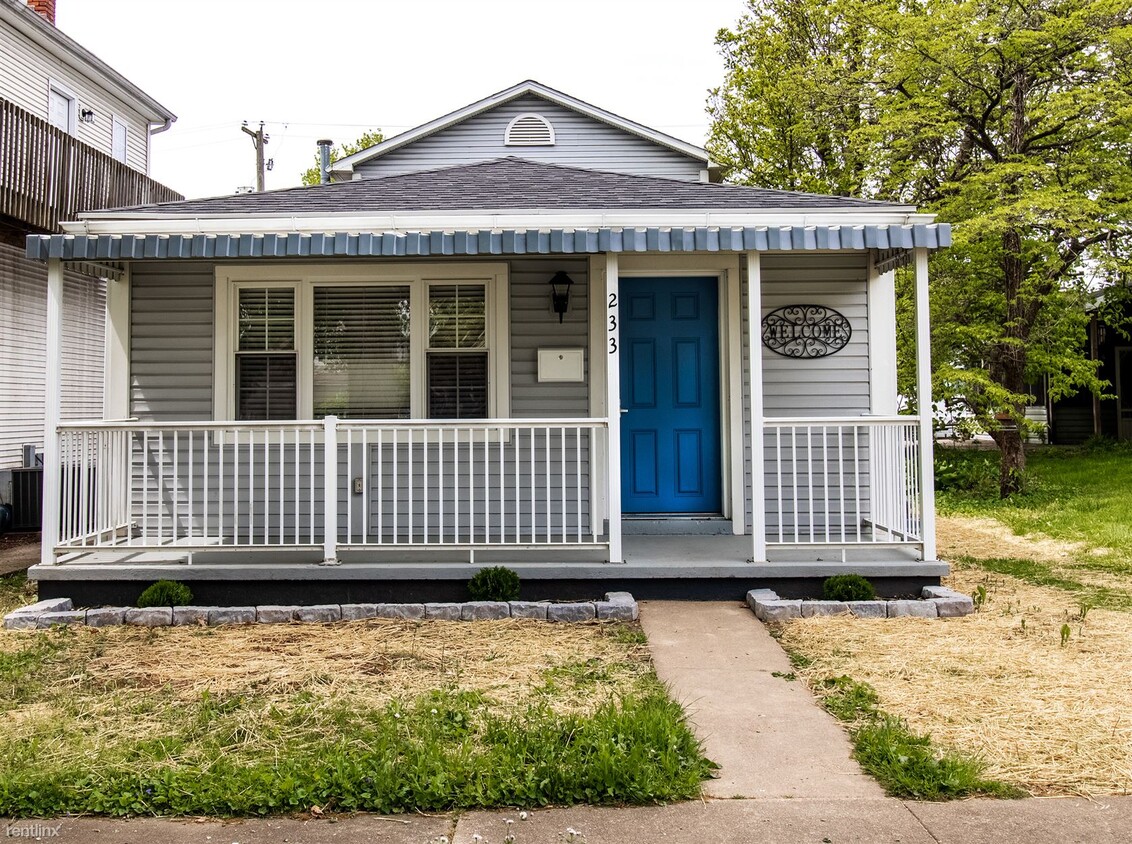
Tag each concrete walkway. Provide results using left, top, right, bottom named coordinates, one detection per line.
left=639, top=599, right=883, bottom=800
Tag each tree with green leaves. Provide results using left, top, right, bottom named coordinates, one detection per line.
left=300, top=130, right=385, bottom=186
left=709, top=0, right=1132, bottom=496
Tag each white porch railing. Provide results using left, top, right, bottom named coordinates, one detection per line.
left=763, top=417, right=923, bottom=546
left=53, top=417, right=608, bottom=560
left=53, top=415, right=922, bottom=561
left=336, top=421, right=602, bottom=551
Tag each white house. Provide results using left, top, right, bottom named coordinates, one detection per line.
left=25, top=81, right=947, bottom=604
left=0, top=0, right=179, bottom=528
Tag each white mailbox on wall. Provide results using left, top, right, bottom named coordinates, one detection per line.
left=537, top=348, right=585, bottom=383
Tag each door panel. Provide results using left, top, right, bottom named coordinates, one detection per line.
left=620, top=277, right=721, bottom=513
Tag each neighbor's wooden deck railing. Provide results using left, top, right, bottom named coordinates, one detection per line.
left=0, top=97, right=182, bottom=232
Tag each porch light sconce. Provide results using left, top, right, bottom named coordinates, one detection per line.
left=78, top=108, right=95, bottom=124
left=549, top=271, right=573, bottom=323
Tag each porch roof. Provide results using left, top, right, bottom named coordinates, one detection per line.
left=27, top=223, right=949, bottom=263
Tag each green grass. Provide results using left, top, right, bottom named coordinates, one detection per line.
left=0, top=680, right=713, bottom=817
left=0, top=624, right=715, bottom=818
left=0, top=573, right=35, bottom=616
left=937, top=443, right=1132, bottom=557
left=814, top=675, right=1022, bottom=800
left=936, top=444, right=1132, bottom=608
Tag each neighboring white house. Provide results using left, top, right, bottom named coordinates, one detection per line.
left=0, top=0, right=179, bottom=527
left=25, top=81, right=948, bottom=605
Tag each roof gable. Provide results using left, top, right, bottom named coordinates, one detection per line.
left=331, top=80, right=710, bottom=177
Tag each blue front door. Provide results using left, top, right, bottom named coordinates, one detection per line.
left=620, top=277, right=722, bottom=514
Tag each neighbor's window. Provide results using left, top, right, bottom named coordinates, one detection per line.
left=313, top=285, right=411, bottom=418
left=427, top=285, right=488, bottom=418
left=111, top=118, right=127, bottom=163
left=235, top=287, right=297, bottom=420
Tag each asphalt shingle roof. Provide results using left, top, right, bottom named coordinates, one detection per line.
left=102, top=157, right=907, bottom=216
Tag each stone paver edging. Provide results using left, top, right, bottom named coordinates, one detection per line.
left=4, top=592, right=638, bottom=630
left=747, top=586, right=973, bottom=622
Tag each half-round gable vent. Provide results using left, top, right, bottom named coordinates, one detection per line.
left=504, top=113, right=555, bottom=146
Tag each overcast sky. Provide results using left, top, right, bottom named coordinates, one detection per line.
left=54, top=0, right=750, bottom=199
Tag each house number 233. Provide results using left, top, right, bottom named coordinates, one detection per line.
left=608, top=292, right=618, bottom=354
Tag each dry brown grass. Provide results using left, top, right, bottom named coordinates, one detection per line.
left=780, top=564, right=1132, bottom=797
left=0, top=618, right=654, bottom=772
left=75, top=618, right=649, bottom=713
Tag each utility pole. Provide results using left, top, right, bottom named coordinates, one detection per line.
left=241, top=121, right=269, bottom=192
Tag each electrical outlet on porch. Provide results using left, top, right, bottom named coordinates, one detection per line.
left=352, top=477, right=363, bottom=495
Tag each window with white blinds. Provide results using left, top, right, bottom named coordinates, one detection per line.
left=235, top=287, right=297, bottom=420
left=222, top=266, right=508, bottom=422
left=313, top=285, right=411, bottom=418
left=428, top=285, right=487, bottom=418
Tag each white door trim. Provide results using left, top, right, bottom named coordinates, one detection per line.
left=616, top=255, right=744, bottom=532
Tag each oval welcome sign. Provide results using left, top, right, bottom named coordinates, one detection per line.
left=762, top=305, right=852, bottom=358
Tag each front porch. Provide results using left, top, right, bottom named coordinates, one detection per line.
left=28, top=229, right=944, bottom=602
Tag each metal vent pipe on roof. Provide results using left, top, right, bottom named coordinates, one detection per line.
left=317, top=140, right=334, bottom=185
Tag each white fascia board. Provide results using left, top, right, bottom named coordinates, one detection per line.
left=64, top=208, right=935, bottom=236
left=0, top=0, right=176, bottom=122
left=331, top=80, right=709, bottom=174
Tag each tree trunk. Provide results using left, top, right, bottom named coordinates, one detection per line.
left=988, top=71, right=1034, bottom=499
left=988, top=225, right=1029, bottom=497
left=996, top=427, right=1025, bottom=496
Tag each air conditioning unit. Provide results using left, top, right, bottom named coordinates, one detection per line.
left=11, top=467, right=43, bottom=531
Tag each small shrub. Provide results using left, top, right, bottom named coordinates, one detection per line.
left=934, top=453, right=999, bottom=494
left=467, top=566, right=521, bottom=602
left=136, top=580, right=193, bottom=608
left=822, top=574, right=876, bottom=602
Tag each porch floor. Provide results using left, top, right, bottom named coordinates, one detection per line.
left=30, top=535, right=946, bottom=583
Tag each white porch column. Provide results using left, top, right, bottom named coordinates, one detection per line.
left=913, top=248, right=937, bottom=561
left=103, top=267, right=131, bottom=420
left=746, top=252, right=767, bottom=562
left=604, top=252, right=622, bottom=563
left=322, top=415, right=339, bottom=565
left=867, top=257, right=898, bottom=415
left=41, top=258, right=64, bottom=566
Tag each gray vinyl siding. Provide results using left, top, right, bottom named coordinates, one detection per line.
left=0, top=241, right=104, bottom=470
left=130, top=262, right=215, bottom=421
left=741, top=253, right=872, bottom=536
left=354, top=95, right=705, bottom=182
left=510, top=257, right=590, bottom=416
left=126, top=257, right=594, bottom=541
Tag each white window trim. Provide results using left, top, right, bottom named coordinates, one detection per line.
left=214, top=263, right=510, bottom=422
left=111, top=116, right=128, bottom=163
left=47, top=80, right=77, bottom=134
left=614, top=254, right=745, bottom=534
